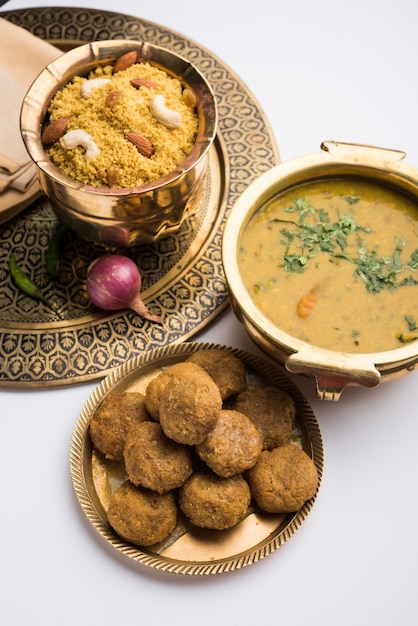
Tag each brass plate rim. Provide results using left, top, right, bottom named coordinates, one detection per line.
left=0, top=7, right=279, bottom=388
left=70, top=341, right=324, bottom=576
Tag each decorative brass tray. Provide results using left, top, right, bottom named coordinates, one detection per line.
left=70, top=342, right=324, bottom=576
left=0, top=7, right=279, bottom=388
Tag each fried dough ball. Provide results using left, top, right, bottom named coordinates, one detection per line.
left=187, top=349, right=248, bottom=399
left=145, top=361, right=205, bottom=420
left=158, top=366, right=222, bottom=445
left=196, top=409, right=263, bottom=477
left=123, top=421, right=193, bottom=493
left=247, top=444, right=318, bottom=513
left=179, top=472, right=251, bottom=530
left=234, top=386, right=295, bottom=450
left=89, top=392, right=151, bottom=462
left=107, top=481, right=177, bottom=547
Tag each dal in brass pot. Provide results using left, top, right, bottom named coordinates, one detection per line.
left=20, top=40, right=217, bottom=246
left=222, top=141, right=418, bottom=400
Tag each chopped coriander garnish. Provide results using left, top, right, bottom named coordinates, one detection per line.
left=397, top=332, right=418, bottom=343
left=283, top=253, right=309, bottom=273
left=344, top=195, right=360, bottom=204
left=405, top=315, right=417, bottom=331
left=274, top=197, right=418, bottom=294
left=407, top=250, right=418, bottom=270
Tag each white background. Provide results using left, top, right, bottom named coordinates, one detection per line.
left=1, top=1, right=418, bottom=625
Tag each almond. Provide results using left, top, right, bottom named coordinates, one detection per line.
left=130, top=78, right=159, bottom=90
left=107, top=167, right=120, bottom=187
left=41, top=117, right=68, bottom=145
left=183, top=88, right=197, bottom=109
left=112, top=50, right=138, bottom=74
left=125, top=132, right=155, bottom=158
left=105, top=90, right=122, bottom=108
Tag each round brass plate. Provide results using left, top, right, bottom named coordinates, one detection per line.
left=70, top=342, right=323, bottom=575
left=0, top=7, right=279, bottom=388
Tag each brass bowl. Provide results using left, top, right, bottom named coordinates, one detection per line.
left=222, top=141, right=418, bottom=400
left=20, top=40, right=217, bottom=246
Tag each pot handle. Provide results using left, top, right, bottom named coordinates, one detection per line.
left=286, top=349, right=381, bottom=401
left=321, top=140, right=406, bottom=163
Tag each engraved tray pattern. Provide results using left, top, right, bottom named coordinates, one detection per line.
left=0, top=7, right=279, bottom=388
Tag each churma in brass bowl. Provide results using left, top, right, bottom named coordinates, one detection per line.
left=21, top=40, right=217, bottom=246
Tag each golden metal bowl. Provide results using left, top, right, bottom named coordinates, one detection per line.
left=20, top=40, right=217, bottom=246
left=222, top=141, right=418, bottom=400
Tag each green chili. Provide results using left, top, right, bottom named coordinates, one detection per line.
left=9, top=254, right=54, bottom=309
left=46, top=222, right=69, bottom=278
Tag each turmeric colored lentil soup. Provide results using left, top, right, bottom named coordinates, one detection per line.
left=238, top=178, right=418, bottom=353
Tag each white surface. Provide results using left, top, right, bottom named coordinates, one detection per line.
left=1, top=1, right=418, bottom=625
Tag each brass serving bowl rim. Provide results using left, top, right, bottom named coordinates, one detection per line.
left=20, top=39, right=218, bottom=198
left=222, top=141, right=418, bottom=398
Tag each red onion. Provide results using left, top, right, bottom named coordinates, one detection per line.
left=86, top=254, right=163, bottom=324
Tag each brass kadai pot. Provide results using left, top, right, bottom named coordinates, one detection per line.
left=222, top=141, right=418, bottom=400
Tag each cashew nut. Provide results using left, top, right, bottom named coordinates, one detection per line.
left=81, top=78, right=111, bottom=98
left=60, top=130, right=100, bottom=160
left=150, top=94, right=182, bottom=129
